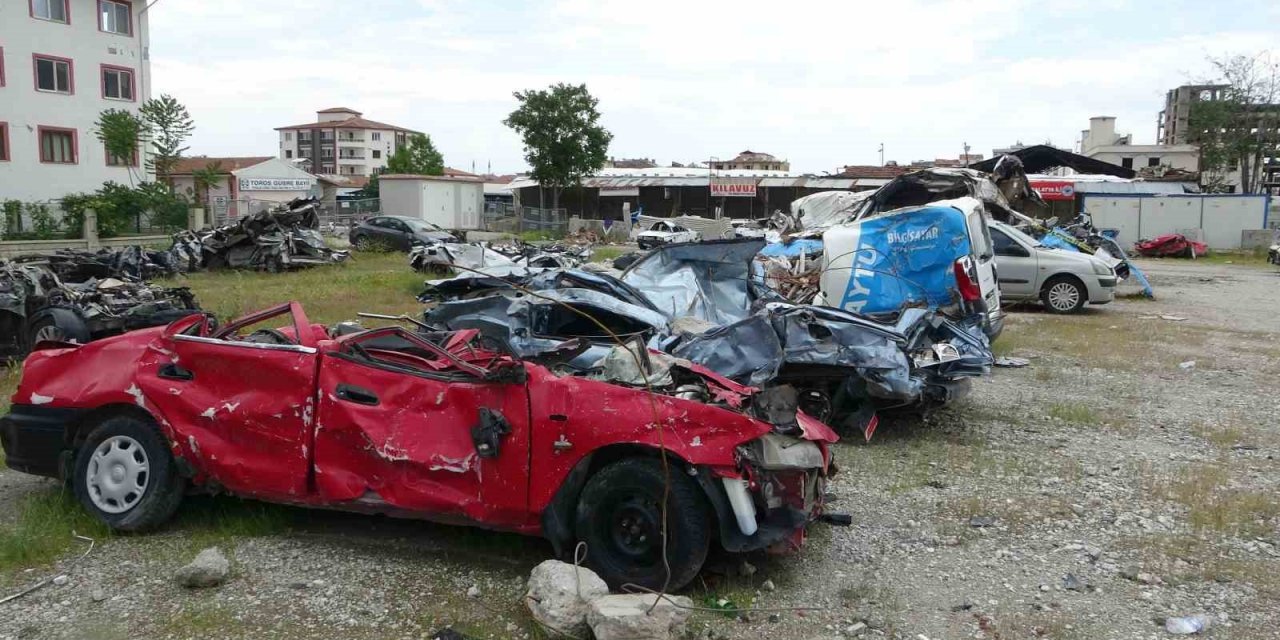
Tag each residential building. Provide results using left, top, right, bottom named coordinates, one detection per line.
left=1158, top=84, right=1230, bottom=145
left=912, top=154, right=985, bottom=168
left=1080, top=116, right=1199, bottom=173
left=0, top=0, right=152, bottom=202
left=605, top=157, right=657, bottom=169
left=274, top=108, right=420, bottom=178
left=710, top=150, right=789, bottom=172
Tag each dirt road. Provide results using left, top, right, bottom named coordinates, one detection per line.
left=1, top=259, right=1277, bottom=640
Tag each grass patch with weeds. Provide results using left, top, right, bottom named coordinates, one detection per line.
left=590, top=245, right=629, bottom=263
left=0, top=487, right=111, bottom=572
left=1047, top=402, right=1099, bottom=424
left=165, top=250, right=426, bottom=325
left=1115, top=533, right=1280, bottom=598
left=1145, top=463, right=1280, bottom=537
left=167, top=495, right=298, bottom=551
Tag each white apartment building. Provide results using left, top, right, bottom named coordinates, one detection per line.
left=0, top=0, right=152, bottom=202
left=275, top=108, right=420, bottom=178
left=1080, top=116, right=1198, bottom=173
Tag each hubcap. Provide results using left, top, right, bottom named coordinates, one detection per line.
left=33, top=325, right=67, bottom=343
left=86, top=436, right=150, bottom=514
left=1048, top=282, right=1080, bottom=311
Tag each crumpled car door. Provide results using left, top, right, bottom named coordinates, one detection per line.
left=138, top=303, right=319, bottom=501
left=312, top=327, right=533, bottom=528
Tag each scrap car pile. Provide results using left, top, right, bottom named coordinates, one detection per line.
left=171, top=197, right=349, bottom=272
left=1, top=249, right=200, bottom=359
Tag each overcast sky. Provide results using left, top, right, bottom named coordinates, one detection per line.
left=149, top=0, right=1278, bottom=175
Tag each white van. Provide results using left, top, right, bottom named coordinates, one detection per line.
left=817, top=196, right=1004, bottom=339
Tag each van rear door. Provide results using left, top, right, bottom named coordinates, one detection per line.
left=963, top=206, right=1002, bottom=326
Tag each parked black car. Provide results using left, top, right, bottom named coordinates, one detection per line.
left=348, top=215, right=457, bottom=251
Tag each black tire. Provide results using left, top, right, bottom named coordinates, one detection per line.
left=575, top=457, right=711, bottom=591
left=352, top=235, right=371, bottom=251
left=72, top=415, right=184, bottom=532
left=1040, top=275, right=1087, bottom=314
left=25, top=309, right=91, bottom=350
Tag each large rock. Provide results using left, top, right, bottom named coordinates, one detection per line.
left=524, top=560, right=610, bottom=637
left=587, top=593, right=693, bottom=640
left=175, top=547, right=230, bottom=588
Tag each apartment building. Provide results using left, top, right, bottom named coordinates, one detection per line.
left=0, top=0, right=152, bottom=201
left=274, top=108, right=420, bottom=177
left=710, top=150, right=790, bottom=172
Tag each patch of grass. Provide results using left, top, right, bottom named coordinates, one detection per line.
left=1115, top=533, right=1280, bottom=598
left=1046, top=402, right=1099, bottom=424
left=976, top=610, right=1093, bottom=640
left=1192, top=421, right=1249, bottom=450
left=0, top=365, right=19, bottom=466
left=0, top=487, right=111, bottom=571
left=1146, top=464, right=1280, bottom=537
left=165, top=250, right=426, bottom=324
left=168, top=495, right=298, bottom=551
left=518, top=229, right=563, bottom=242
left=590, top=245, right=629, bottom=263
left=989, top=312, right=1215, bottom=373
left=158, top=602, right=248, bottom=636
left=1194, top=247, right=1269, bottom=266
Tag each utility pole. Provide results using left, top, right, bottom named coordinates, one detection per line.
left=878, top=143, right=885, bottom=166
left=962, top=141, right=971, bottom=164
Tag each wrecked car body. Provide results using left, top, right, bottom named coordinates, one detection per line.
left=409, top=240, right=592, bottom=275
left=1, top=301, right=838, bottom=591
left=0, top=257, right=201, bottom=360
left=421, top=239, right=992, bottom=439
left=172, top=198, right=349, bottom=271
left=1134, top=233, right=1208, bottom=259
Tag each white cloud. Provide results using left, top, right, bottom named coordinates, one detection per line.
left=148, top=0, right=1277, bottom=173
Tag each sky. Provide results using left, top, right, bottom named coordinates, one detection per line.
left=148, top=0, right=1280, bottom=175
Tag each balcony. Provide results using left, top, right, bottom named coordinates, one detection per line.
left=337, top=135, right=366, bottom=144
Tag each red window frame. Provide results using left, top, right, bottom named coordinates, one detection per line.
left=97, top=0, right=133, bottom=37
left=32, top=53, right=75, bottom=95
left=37, top=126, right=77, bottom=164
left=99, top=64, right=135, bottom=101
left=29, top=0, right=71, bottom=24
left=0, top=122, right=10, bottom=162
left=104, top=143, right=137, bottom=167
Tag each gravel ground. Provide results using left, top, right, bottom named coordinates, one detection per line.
left=1, top=258, right=1277, bottom=640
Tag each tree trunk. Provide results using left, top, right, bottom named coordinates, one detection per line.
left=552, top=187, right=561, bottom=212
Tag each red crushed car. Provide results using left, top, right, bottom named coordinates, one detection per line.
left=0, top=302, right=839, bottom=589
left=1133, top=233, right=1208, bottom=258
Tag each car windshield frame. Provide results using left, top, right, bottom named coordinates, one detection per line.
left=993, top=222, right=1044, bottom=249
left=402, top=218, right=445, bottom=234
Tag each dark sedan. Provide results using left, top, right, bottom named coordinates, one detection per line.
left=348, top=215, right=457, bottom=251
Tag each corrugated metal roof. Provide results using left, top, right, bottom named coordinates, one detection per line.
left=1075, top=182, right=1191, bottom=195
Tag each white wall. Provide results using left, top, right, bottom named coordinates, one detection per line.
left=381, top=177, right=483, bottom=229
left=0, top=0, right=152, bottom=202
left=1083, top=194, right=1270, bottom=249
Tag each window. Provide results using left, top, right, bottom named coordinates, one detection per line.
left=38, top=127, right=76, bottom=164
left=285, top=150, right=293, bottom=159
left=320, top=130, right=333, bottom=141
left=321, top=147, right=333, bottom=159
left=284, top=132, right=292, bottom=141
left=98, top=0, right=131, bottom=35
left=1120, top=157, right=1133, bottom=169
left=371, top=132, right=381, bottom=141
left=372, top=150, right=381, bottom=159
left=31, top=0, right=69, bottom=23
left=0, top=123, right=9, bottom=161
left=34, top=55, right=72, bottom=94
left=101, top=65, right=134, bottom=100
left=299, top=148, right=312, bottom=158
left=990, top=228, right=1029, bottom=258
left=105, top=144, right=136, bottom=167
left=298, top=131, right=312, bottom=142
left=321, top=163, right=334, bottom=174
left=1148, top=157, right=1161, bottom=167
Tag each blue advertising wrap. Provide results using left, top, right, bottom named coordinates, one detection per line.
left=832, top=206, right=971, bottom=314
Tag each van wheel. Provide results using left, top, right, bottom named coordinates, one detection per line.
left=72, top=415, right=184, bottom=532
left=575, top=457, right=711, bottom=591
left=1041, top=276, right=1086, bottom=314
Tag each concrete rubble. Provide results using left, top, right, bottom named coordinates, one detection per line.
left=587, top=593, right=694, bottom=640
left=174, top=547, right=230, bottom=588
left=524, top=559, right=610, bottom=637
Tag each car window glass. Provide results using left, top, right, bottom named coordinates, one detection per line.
left=649, top=222, right=665, bottom=231
left=672, top=225, right=687, bottom=232
left=367, top=217, right=386, bottom=228
left=388, top=219, right=409, bottom=232
left=991, top=228, right=1028, bottom=257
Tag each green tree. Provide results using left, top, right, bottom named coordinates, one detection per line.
left=360, top=172, right=380, bottom=197
left=1187, top=51, right=1279, bottom=193
left=93, top=109, right=145, bottom=183
left=190, top=162, right=225, bottom=206
left=140, top=94, right=195, bottom=186
left=386, top=133, right=445, bottom=176
left=504, top=83, right=612, bottom=210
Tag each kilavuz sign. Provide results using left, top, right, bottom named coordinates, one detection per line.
left=238, top=178, right=314, bottom=191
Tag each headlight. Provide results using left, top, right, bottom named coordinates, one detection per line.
left=1091, top=261, right=1112, bottom=276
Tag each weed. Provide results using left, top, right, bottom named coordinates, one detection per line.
left=590, top=245, right=629, bottom=263
left=168, top=495, right=297, bottom=551
left=0, top=487, right=112, bottom=572
left=1047, top=402, right=1098, bottom=424
left=1146, top=463, right=1280, bottom=537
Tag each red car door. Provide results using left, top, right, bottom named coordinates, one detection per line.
left=312, top=327, right=533, bottom=529
left=139, top=303, right=320, bottom=501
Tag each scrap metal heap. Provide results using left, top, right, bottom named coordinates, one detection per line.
left=419, top=239, right=992, bottom=439
left=0, top=254, right=200, bottom=359
left=409, top=237, right=593, bottom=274
left=171, top=197, right=349, bottom=271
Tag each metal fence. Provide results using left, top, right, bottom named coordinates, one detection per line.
left=1, top=199, right=176, bottom=241
left=482, top=203, right=569, bottom=236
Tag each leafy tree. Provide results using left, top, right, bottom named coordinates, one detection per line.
left=190, top=162, right=225, bottom=206
left=504, top=83, right=612, bottom=210
left=386, top=133, right=445, bottom=176
left=1187, top=51, right=1279, bottom=193
left=94, top=109, right=145, bottom=182
left=140, top=94, right=195, bottom=186
left=360, top=172, right=380, bottom=197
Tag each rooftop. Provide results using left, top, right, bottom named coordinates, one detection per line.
left=833, top=165, right=913, bottom=179
left=317, top=107, right=362, bottom=114
left=169, top=156, right=273, bottom=175
left=275, top=115, right=421, bottom=134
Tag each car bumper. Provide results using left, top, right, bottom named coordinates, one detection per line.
left=0, top=404, right=81, bottom=479
left=1088, top=275, right=1118, bottom=304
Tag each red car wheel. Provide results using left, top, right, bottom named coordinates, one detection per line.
left=72, top=415, right=185, bottom=532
